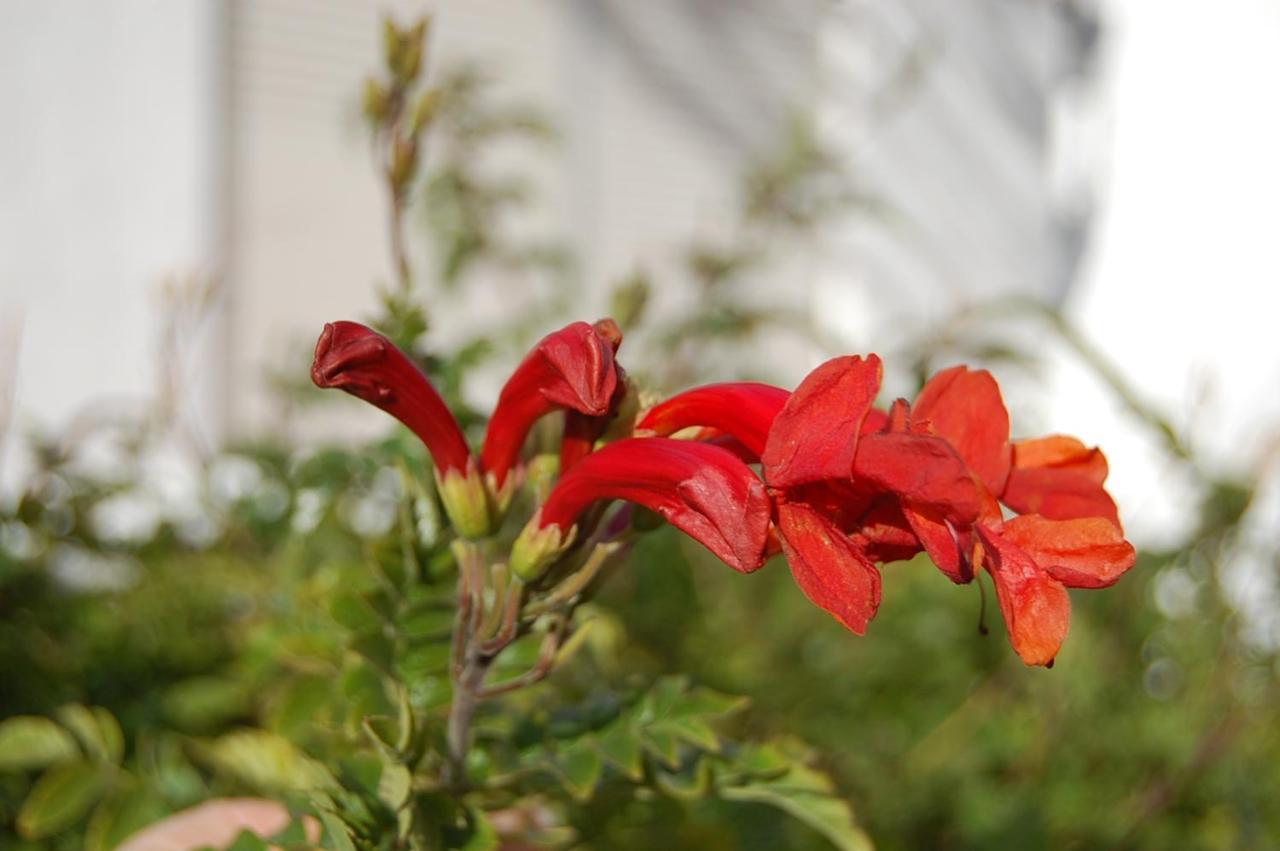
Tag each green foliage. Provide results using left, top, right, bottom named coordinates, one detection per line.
left=3, top=10, right=1277, bottom=851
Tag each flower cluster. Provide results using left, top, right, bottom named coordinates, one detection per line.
left=313, top=318, right=1135, bottom=667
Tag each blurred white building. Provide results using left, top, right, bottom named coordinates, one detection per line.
left=3, top=0, right=1278, bottom=553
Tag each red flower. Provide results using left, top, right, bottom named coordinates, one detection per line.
left=312, top=319, right=625, bottom=538
left=510, top=438, right=771, bottom=580
left=311, top=321, right=470, bottom=473
left=559, top=319, right=629, bottom=475
left=481, top=320, right=621, bottom=490
left=893, top=366, right=1136, bottom=666
left=638, top=357, right=909, bottom=634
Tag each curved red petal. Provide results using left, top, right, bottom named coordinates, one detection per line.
left=913, top=366, right=1013, bottom=496
left=1002, top=469, right=1119, bottom=525
left=1000, top=515, right=1136, bottom=589
left=761, top=355, right=883, bottom=490
left=902, top=506, right=971, bottom=583
left=635, top=382, right=789, bottom=460
left=1010, top=435, right=1108, bottom=482
left=852, top=432, right=982, bottom=524
left=976, top=526, right=1070, bottom=667
left=311, top=322, right=470, bottom=473
left=539, top=438, right=771, bottom=573
left=483, top=321, right=619, bottom=486
left=777, top=500, right=882, bottom=635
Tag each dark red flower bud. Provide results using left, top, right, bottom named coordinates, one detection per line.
left=482, top=321, right=619, bottom=488
left=311, top=321, right=470, bottom=474
left=560, top=319, right=628, bottom=474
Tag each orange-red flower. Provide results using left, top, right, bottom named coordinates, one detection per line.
left=637, top=357, right=1136, bottom=666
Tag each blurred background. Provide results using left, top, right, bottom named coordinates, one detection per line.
left=2, top=1, right=1279, bottom=849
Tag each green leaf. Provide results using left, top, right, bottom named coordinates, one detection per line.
left=719, top=743, right=872, bottom=851
left=16, top=760, right=107, bottom=839
left=331, top=591, right=384, bottom=632
left=56, top=705, right=123, bottom=765
left=164, top=677, right=250, bottom=732
left=652, top=716, right=721, bottom=753
left=83, top=783, right=167, bottom=851
left=0, top=716, right=79, bottom=772
left=378, top=762, right=412, bottom=811
left=318, top=810, right=357, bottom=851
left=669, top=686, right=748, bottom=720
left=198, top=730, right=335, bottom=794
left=641, top=728, right=683, bottom=770
left=595, top=719, right=643, bottom=781
left=557, top=738, right=603, bottom=801
left=225, top=829, right=271, bottom=851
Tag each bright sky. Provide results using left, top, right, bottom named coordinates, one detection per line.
left=1054, top=0, right=1280, bottom=546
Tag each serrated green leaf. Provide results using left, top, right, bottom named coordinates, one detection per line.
left=719, top=743, right=872, bottom=851
left=670, top=687, right=748, bottom=720
left=652, top=716, right=721, bottom=753
left=56, top=705, right=123, bottom=765
left=595, top=720, right=643, bottom=781
left=557, top=738, right=602, bottom=801
left=641, top=728, right=683, bottom=770
left=16, top=760, right=107, bottom=839
left=0, top=716, right=79, bottom=772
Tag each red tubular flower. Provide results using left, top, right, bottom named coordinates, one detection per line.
left=510, top=437, right=771, bottom=580
left=482, top=321, right=619, bottom=490
left=311, top=321, right=470, bottom=474
left=560, top=319, right=628, bottom=475
left=636, top=382, right=790, bottom=459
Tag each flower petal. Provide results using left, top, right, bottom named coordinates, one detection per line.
left=913, top=365, right=1012, bottom=496
left=976, top=526, right=1070, bottom=667
left=560, top=320, right=628, bottom=474
left=777, top=500, right=882, bottom=634
left=1011, top=435, right=1108, bottom=480
left=902, top=506, right=971, bottom=583
left=1001, top=436, right=1119, bottom=524
left=538, top=438, right=771, bottom=573
left=482, top=321, right=620, bottom=486
left=762, top=355, right=882, bottom=490
left=852, top=431, right=982, bottom=523
left=311, top=321, right=471, bottom=473
left=636, top=382, right=790, bottom=460
left=1000, top=515, right=1136, bottom=589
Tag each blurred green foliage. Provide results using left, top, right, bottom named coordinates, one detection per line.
left=3, top=12, right=1278, bottom=851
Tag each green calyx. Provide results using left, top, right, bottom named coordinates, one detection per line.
left=510, top=513, right=577, bottom=582
left=436, top=465, right=494, bottom=539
